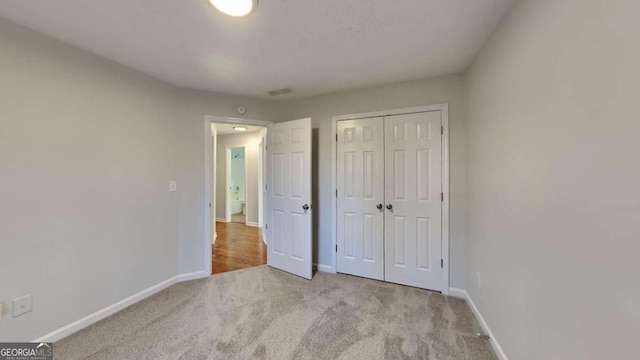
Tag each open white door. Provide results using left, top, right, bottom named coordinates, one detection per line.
left=267, top=118, right=312, bottom=279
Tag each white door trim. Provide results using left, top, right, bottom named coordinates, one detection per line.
left=204, top=115, right=273, bottom=276
left=225, top=147, right=232, bottom=222
left=226, top=145, right=249, bottom=224
left=331, top=104, right=450, bottom=295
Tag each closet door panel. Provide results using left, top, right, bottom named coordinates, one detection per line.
left=337, top=117, right=385, bottom=280
left=384, top=111, right=443, bottom=291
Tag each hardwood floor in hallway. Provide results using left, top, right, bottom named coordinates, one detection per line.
left=230, top=212, right=245, bottom=223
left=212, top=221, right=266, bottom=274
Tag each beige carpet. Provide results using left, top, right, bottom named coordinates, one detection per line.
left=54, top=266, right=496, bottom=359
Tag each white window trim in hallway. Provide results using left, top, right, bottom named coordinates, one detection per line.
left=331, top=104, right=450, bottom=295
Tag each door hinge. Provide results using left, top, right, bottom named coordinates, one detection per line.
left=209, top=202, right=211, bottom=208
left=265, top=224, right=268, bottom=230
left=336, top=244, right=338, bottom=252
left=441, top=259, right=444, bottom=268
left=336, top=133, right=338, bottom=141
left=336, top=189, right=338, bottom=197
left=441, top=192, right=444, bottom=202
left=441, top=126, right=444, bottom=135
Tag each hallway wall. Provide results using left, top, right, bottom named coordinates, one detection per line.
left=229, top=147, right=246, bottom=213
left=215, top=132, right=262, bottom=226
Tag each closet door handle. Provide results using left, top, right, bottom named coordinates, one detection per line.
left=302, top=204, right=310, bottom=211
left=376, top=203, right=383, bottom=210
left=386, top=204, right=393, bottom=210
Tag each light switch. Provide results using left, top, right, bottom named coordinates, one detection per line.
left=169, top=181, right=177, bottom=192
left=13, top=294, right=32, bottom=317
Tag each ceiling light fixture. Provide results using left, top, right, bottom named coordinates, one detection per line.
left=209, top=0, right=257, bottom=17
left=233, top=126, right=248, bottom=132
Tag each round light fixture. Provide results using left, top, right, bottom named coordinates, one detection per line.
left=209, top=0, right=257, bottom=17
left=233, top=126, right=248, bottom=132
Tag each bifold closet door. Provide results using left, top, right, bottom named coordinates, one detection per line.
left=384, top=111, right=443, bottom=291
left=336, top=118, right=385, bottom=280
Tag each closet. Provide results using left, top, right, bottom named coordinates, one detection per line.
left=336, top=109, right=445, bottom=291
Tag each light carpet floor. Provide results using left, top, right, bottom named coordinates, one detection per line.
left=54, top=266, right=496, bottom=359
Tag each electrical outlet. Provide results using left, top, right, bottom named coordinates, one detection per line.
left=13, top=294, right=32, bottom=317
left=476, top=271, right=482, bottom=289
left=169, top=180, right=177, bottom=192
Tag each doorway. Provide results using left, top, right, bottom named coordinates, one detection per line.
left=206, top=117, right=271, bottom=275
left=227, top=147, right=247, bottom=224
left=204, top=116, right=314, bottom=280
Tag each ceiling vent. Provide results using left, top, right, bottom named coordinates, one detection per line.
left=267, top=88, right=294, bottom=96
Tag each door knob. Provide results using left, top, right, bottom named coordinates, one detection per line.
left=302, top=204, right=310, bottom=210
left=376, top=204, right=383, bottom=210
left=386, top=204, right=393, bottom=210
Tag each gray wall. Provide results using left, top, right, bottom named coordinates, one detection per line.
left=465, top=0, right=640, bottom=358
left=0, top=18, right=179, bottom=341
left=278, top=75, right=468, bottom=289
left=0, top=17, right=279, bottom=341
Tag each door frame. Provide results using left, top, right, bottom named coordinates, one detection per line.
left=225, top=146, right=248, bottom=224
left=258, top=135, right=265, bottom=230
left=331, top=104, right=450, bottom=295
left=204, top=116, right=273, bottom=275
left=225, top=147, right=232, bottom=222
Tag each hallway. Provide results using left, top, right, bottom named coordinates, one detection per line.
left=230, top=212, right=245, bottom=223
left=212, top=221, right=266, bottom=274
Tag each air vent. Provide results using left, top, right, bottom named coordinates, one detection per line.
left=267, top=88, right=294, bottom=96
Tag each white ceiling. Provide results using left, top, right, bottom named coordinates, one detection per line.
left=214, top=123, right=264, bottom=135
left=0, top=0, right=514, bottom=99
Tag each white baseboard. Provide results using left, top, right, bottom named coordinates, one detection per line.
left=33, top=276, right=178, bottom=343
left=313, top=263, right=334, bottom=273
left=32, top=270, right=211, bottom=343
left=448, top=287, right=467, bottom=299
left=246, top=221, right=259, bottom=227
left=261, top=232, right=266, bottom=245
left=458, top=289, right=508, bottom=360
left=177, top=271, right=209, bottom=282
left=212, top=232, right=217, bottom=245
left=215, top=218, right=227, bottom=222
